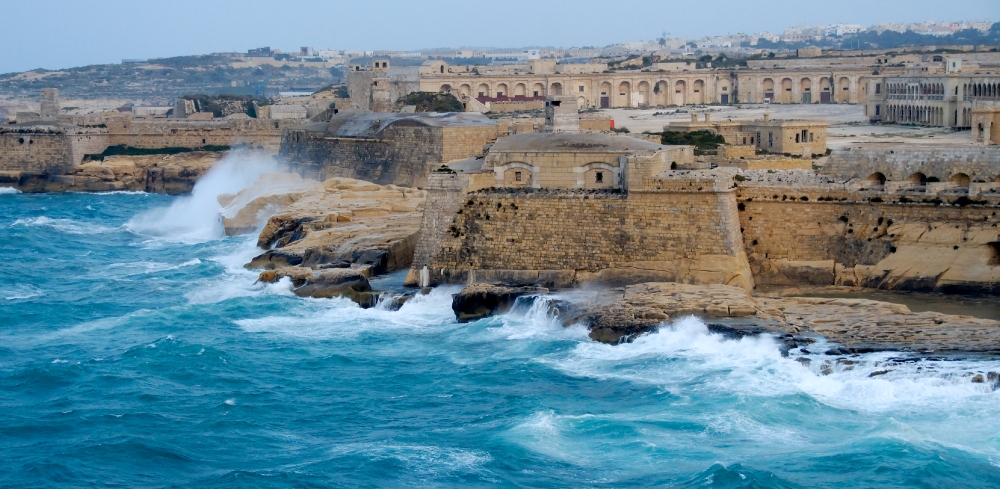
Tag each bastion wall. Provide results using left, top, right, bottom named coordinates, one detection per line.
left=413, top=174, right=754, bottom=290
left=281, top=125, right=499, bottom=188
left=737, top=185, right=1000, bottom=293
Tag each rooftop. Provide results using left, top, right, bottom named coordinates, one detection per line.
left=324, top=111, right=495, bottom=138
left=489, top=132, right=671, bottom=154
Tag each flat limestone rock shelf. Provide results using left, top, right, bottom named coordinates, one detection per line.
left=450, top=282, right=1000, bottom=352
left=223, top=174, right=426, bottom=275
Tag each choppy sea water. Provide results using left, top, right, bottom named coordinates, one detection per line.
left=2, top=172, right=1000, bottom=488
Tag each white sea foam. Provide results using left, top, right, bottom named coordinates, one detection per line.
left=540, top=315, right=1000, bottom=413
left=107, top=258, right=202, bottom=276
left=124, top=153, right=280, bottom=244
left=0, top=187, right=21, bottom=194
left=10, top=216, right=114, bottom=235
left=325, top=443, right=493, bottom=477
left=234, top=286, right=463, bottom=338
left=3, top=284, right=44, bottom=301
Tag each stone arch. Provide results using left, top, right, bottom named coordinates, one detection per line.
left=550, top=82, right=563, bottom=96
left=459, top=84, right=472, bottom=97
left=907, top=172, right=927, bottom=185
left=617, top=81, right=632, bottom=107
left=637, top=81, right=650, bottom=107
left=867, top=172, right=886, bottom=185
left=799, top=78, right=812, bottom=103
left=439, top=84, right=452, bottom=93
left=577, top=96, right=587, bottom=108
left=476, top=83, right=490, bottom=97
left=513, top=83, right=527, bottom=97
left=950, top=173, right=970, bottom=187
left=780, top=78, right=793, bottom=103
left=837, top=77, right=851, bottom=102
left=531, top=82, right=545, bottom=97
left=692, top=79, right=705, bottom=105
left=495, top=162, right=536, bottom=188
left=654, top=80, right=669, bottom=106
left=762, top=78, right=775, bottom=102
left=577, top=162, right=620, bottom=189
left=495, top=83, right=508, bottom=97
left=673, top=80, right=687, bottom=106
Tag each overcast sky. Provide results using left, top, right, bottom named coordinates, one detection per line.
left=3, top=0, right=996, bottom=73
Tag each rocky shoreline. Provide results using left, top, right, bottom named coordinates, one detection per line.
left=448, top=282, right=1000, bottom=355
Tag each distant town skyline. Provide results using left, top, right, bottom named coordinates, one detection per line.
left=2, top=0, right=997, bottom=74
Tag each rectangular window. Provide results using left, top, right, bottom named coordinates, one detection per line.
left=756, top=132, right=760, bottom=146
left=801, top=130, right=808, bottom=142
left=478, top=92, right=484, bottom=97
left=750, top=137, right=755, bottom=145
left=579, top=86, right=584, bottom=92
left=596, top=172, right=603, bottom=183
left=875, top=83, right=881, bottom=94
left=742, top=137, right=747, bottom=145
left=496, top=92, right=503, bottom=97
left=533, top=91, right=539, bottom=96
left=515, top=171, right=522, bottom=182
left=768, top=132, right=773, bottom=147
left=809, top=132, right=814, bottom=142
left=722, top=87, right=728, bottom=91
left=875, top=105, right=881, bottom=116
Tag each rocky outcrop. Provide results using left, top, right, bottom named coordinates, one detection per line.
left=450, top=284, right=550, bottom=323
left=2, top=152, right=225, bottom=194
left=257, top=266, right=377, bottom=305
left=225, top=176, right=426, bottom=274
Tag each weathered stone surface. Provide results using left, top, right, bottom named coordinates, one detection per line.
left=451, top=284, right=549, bottom=323
left=230, top=176, right=426, bottom=275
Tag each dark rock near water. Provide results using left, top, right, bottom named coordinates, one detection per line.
left=451, top=284, right=549, bottom=323
left=257, top=266, right=372, bottom=305
left=246, top=250, right=304, bottom=269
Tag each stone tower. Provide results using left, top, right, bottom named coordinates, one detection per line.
left=40, top=88, right=60, bottom=119
left=544, top=95, right=579, bottom=132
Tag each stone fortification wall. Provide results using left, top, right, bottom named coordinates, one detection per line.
left=106, top=119, right=297, bottom=153
left=282, top=125, right=498, bottom=188
left=418, top=186, right=753, bottom=290
left=737, top=184, right=1000, bottom=293
left=0, top=133, right=73, bottom=173
left=68, top=133, right=112, bottom=165
left=822, top=146, right=1000, bottom=183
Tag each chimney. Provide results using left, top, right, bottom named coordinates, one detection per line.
left=704, top=113, right=711, bottom=123
left=691, top=113, right=698, bottom=122
left=763, top=113, right=770, bottom=122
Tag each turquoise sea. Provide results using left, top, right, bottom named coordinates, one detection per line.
left=2, top=163, right=1000, bottom=488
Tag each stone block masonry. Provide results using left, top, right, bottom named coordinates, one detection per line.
left=420, top=186, right=754, bottom=290
left=282, top=125, right=499, bottom=188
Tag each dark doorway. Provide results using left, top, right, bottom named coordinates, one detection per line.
left=820, top=92, right=831, bottom=104
left=720, top=94, right=729, bottom=104
left=600, top=96, right=610, bottom=109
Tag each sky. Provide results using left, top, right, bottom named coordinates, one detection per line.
left=2, top=0, right=997, bottom=73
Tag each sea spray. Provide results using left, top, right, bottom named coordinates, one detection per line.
left=125, top=152, right=281, bottom=243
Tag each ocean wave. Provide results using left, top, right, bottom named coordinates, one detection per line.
left=3, top=284, right=44, bottom=301
left=0, top=186, right=21, bottom=194
left=325, top=442, right=493, bottom=477
left=10, top=216, right=115, bottom=235
left=107, top=258, right=202, bottom=276
left=539, top=315, right=1000, bottom=414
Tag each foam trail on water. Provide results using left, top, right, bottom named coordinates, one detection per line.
left=124, top=152, right=280, bottom=243
left=0, top=187, right=21, bottom=194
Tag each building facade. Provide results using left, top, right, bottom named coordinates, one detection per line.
left=864, top=60, right=1000, bottom=128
